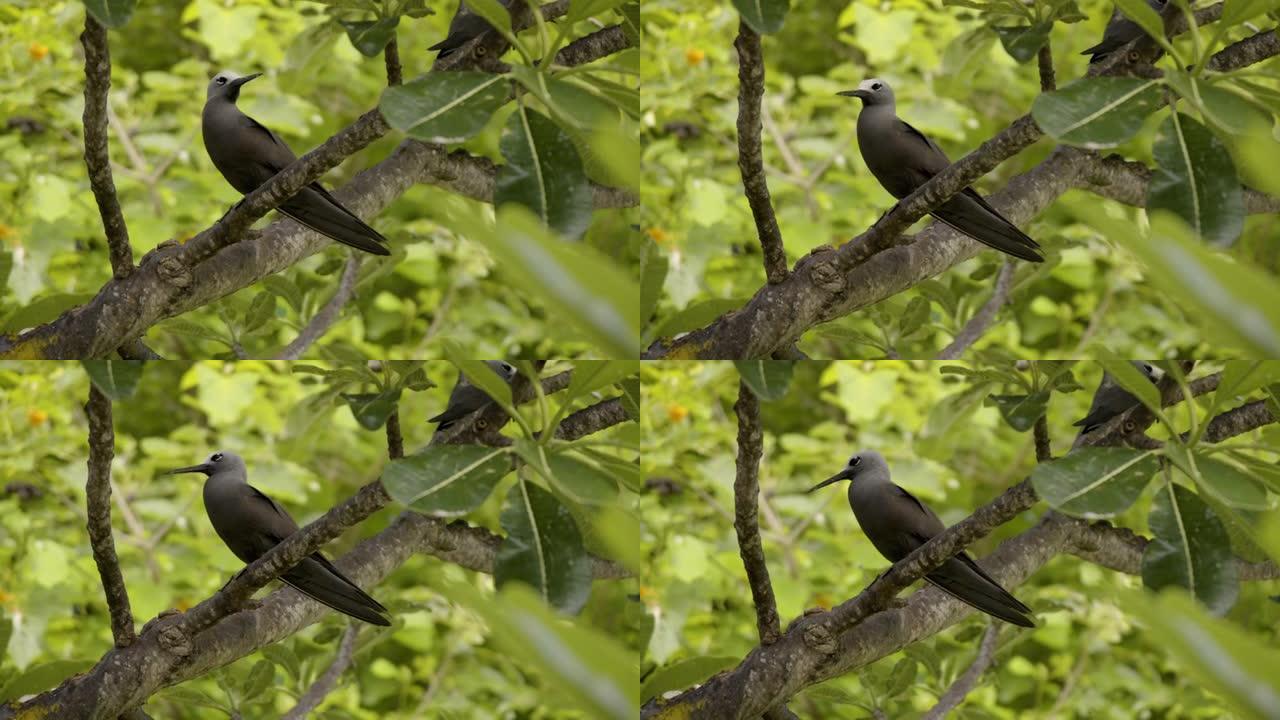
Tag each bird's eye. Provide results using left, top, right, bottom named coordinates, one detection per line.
left=216, top=77, right=227, bottom=85
left=850, top=456, right=861, bottom=467
left=501, top=362, right=514, bottom=375
left=211, top=453, right=223, bottom=462
left=871, top=82, right=881, bottom=90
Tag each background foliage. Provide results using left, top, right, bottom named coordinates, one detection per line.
left=640, top=0, right=1280, bottom=358
left=0, top=360, right=641, bottom=718
left=640, top=360, right=1280, bottom=718
left=0, top=0, right=639, bottom=359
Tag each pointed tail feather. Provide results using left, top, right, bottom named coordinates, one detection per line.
left=282, top=556, right=391, bottom=626
left=930, top=191, right=1043, bottom=263
left=279, top=185, right=390, bottom=256
left=924, top=556, right=1035, bottom=627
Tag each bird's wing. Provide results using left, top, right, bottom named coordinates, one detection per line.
left=241, top=483, right=301, bottom=552
left=241, top=114, right=299, bottom=173
left=892, top=484, right=948, bottom=538
left=897, top=119, right=954, bottom=180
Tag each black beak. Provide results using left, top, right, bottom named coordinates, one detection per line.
left=165, top=463, right=212, bottom=476
left=837, top=89, right=872, bottom=101
left=807, top=467, right=854, bottom=493
left=229, top=72, right=262, bottom=90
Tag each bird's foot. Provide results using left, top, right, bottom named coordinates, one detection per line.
left=219, top=568, right=247, bottom=592
left=218, top=198, right=245, bottom=222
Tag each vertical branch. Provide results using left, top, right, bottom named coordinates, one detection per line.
left=384, top=36, right=403, bottom=86
left=937, top=261, right=1015, bottom=360
left=732, top=382, right=782, bottom=645
left=1037, top=42, right=1056, bottom=92
left=281, top=624, right=361, bottom=720
left=734, top=22, right=788, bottom=285
left=921, top=624, right=1001, bottom=720
left=276, top=256, right=361, bottom=360
left=1033, top=414, right=1052, bottom=462
left=80, top=16, right=134, bottom=278
left=386, top=409, right=404, bottom=460
left=84, top=385, right=136, bottom=646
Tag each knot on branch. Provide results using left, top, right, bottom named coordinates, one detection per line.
left=157, top=255, right=192, bottom=288
left=158, top=625, right=191, bottom=657
left=808, top=255, right=845, bottom=295
left=802, top=621, right=837, bottom=655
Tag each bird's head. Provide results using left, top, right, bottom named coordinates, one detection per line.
left=488, top=361, right=518, bottom=382
left=1133, top=361, right=1164, bottom=383
left=206, top=70, right=262, bottom=102
left=837, top=78, right=894, bottom=107
left=807, top=450, right=888, bottom=493
left=165, top=450, right=245, bottom=477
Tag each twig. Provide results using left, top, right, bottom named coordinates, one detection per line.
left=386, top=409, right=404, bottom=460
left=85, top=385, right=136, bottom=646
left=1037, top=42, right=1056, bottom=92
left=732, top=382, right=782, bottom=645
left=1129, top=398, right=1276, bottom=449
left=734, top=22, right=788, bottom=285
left=554, top=25, right=633, bottom=67
left=1045, top=648, right=1089, bottom=717
left=277, top=256, right=361, bottom=360
left=921, top=624, right=1001, bottom=720
left=1206, top=27, right=1279, bottom=71
left=1064, top=517, right=1280, bottom=580
left=937, top=261, right=1015, bottom=360
left=384, top=36, right=403, bottom=86
left=1033, top=414, right=1052, bottom=462
left=80, top=16, right=134, bottom=278
left=556, top=397, right=629, bottom=441
left=281, top=624, right=361, bottom=720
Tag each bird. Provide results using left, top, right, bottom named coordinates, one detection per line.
left=1074, top=361, right=1163, bottom=435
left=1081, top=0, right=1167, bottom=64
left=808, top=450, right=1035, bottom=627
left=166, top=451, right=391, bottom=626
left=201, top=70, right=391, bottom=256
left=429, top=361, right=517, bottom=432
left=837, top=78, right=1044, bottom=263
left=429, top=0, right=515, bottom=58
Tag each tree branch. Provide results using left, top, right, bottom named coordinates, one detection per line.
left=281, top=624, right=360, bottom=720
left=733, top=382, right=782, bottom=645
left=80, top=16, right=133, bottom=279
left=1079, top=153, right=1280, bottom=215
left=276, top=256, right=361, bottom=360
left=554, top=25, right=633, bottom=66
left=735, top=22, right=788, bottom=285
left=1064, top=517, right=1280, bottom=580
left=85, top=385, right=136, bottom=647
left=556, top=397, right=629, bottom=441
left=921, top=624, right=1001, bottom=720
left=937, top=261, right=1015, bottom=360
left=433, top=0, right=573, bottom=72
left=1037, top=42, right=1056, bottom=92
left=386, top=408, right=404, bottom=460
left=384, top=36, right=403, bottom=86
left=1206, top=27, right=1279, bottom=72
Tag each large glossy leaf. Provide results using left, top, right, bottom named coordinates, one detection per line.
left=992, top=22, right=1051, bottom=62
left=640, top=238, right=668, bottom=330
left=1030, top=447, right=1160, bottom=516
left=341, top=389, right=401, bottom=430
left=988, top=391, right=1048, bottom=432
left=339, top=17, right=399, bottom=56
left=1127, top=213, right=1280, bottom=356
left=495, top=479, right=593, bottom=613
left=446, top=207, right=639, bottom=358
left=1142, top=482, right=1239, bottom=614
left=465, top=0, right=513, bottom=35
left=81, top=360, right=143, bottom=400
left=731, top=0, right=791, bottom=34
left=640, top=656, right=740, bottom=703
left=82, top=0, right=136, bottom=28
left=496, top=106, right=593, bottom=239
left=384, top=445, right=512, bottom=516
left=379, top=73, right=509, bottom=143
left=1125, top=590, right=1280, bottom=720
left=566, top=360, right=639, bottom=401
left=1218, top=360, right=1280, bottom=400
left=1148, top=112, right=1243, bottom=247
left=442, top=341, right=514, bottom=409
left=1095, top=351, right=1161, bottom=413
left=567, top=0, right=630, bottom=23
left=734, top=361, right=793, bottom=401
left=545, top=452, right=620, bottom=504
left=1220, top=0, right=1280, bottom=26
left=1031, top=78, right=1163, bottom=147
left=1113, top=0, right=1173, bottom=55
left=1192, top=456, right=1269, bottom=510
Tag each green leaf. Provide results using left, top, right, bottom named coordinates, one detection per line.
left=639, top=238, right=668, bottom=329
left=497, top=106, right=593, bottom=239
left=731, top=0, right=791, bottom=34
left=81, top=360, right=144, bottom=400
left=989, top=391, right=1049, bottom=432
left=545, top=452, right=620, bottom=504
left=992, top=22, right=1051, bottom=63
left=885, top=657, right=917, bottom=698
left=447, top=206, right=639, bottom=358
left=240, top=660, right=275, bottom=700
left=1031, top=78, right=1163, bottom=147
left=640, top=656, right=740, bottom=703
left=567, top=0, right=630, bottom=23
left=1113, top=0, right=1170, bottom=54
left=733, top=361, right=793, bottom=401
left=0, top=659, right=94, bottom=702
left=1142, top=482, right=1239, bottom=614
left=1127, top=213, right=1280, bottom=356
left=339, top=16, right=399, bottom=56
left=495, top=479, right=593, bottom=613
left=379, top=73, right=510, bottom=143
left=1192, top=456, right=1269, bottom=510
left=618, top=3, right=640, bottom=45
left=644, top=298, right=745, bottom=345
left=1095, top=352, right=1161, bottom=414
left=620, top=377, right=640, bottom=421
left=1219, top=0, right=1280, bottom=27
left=463, top=0, right=513, bottom=36
left=242, top=291, right=277, bottom=334
left=897, top=296, right=931, bottom=338
left=1218, top=360, right=1280, bottom=400
left=1148, top=112, right=1243, bottom=247
left=82, top=0, right=137, bottom=28
left=566, top=361, right=638, bottom=402
left=1030, top=447, right=1160, bottom=516
left=0, top=293, right=95, bottom=333
left=384, top=445, right=512, bottom=516
left=1124, top=590, right=1280, bottom=720
left=340, top=389, right=401, bottom=430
